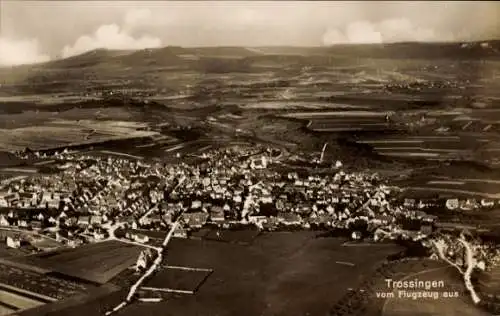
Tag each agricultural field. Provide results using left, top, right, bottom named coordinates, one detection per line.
left=193, top=226, right=262, bottom=245
left=143, top=266, right=212, bottom=292
left=0, top=120, right=159, bottom=151
left=0, top=288, right=45, bottom=312
left=5, top=240, right=143, bottom=284
left=0, top=262, right=90, bottom=300
left=40, top=233, right=403, bottom=316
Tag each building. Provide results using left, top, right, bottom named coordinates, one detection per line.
left=277, top=212, right=302, bottom=226
left=0, top=215, right=9, bottom=226
left=210, top=206, right=225, bottom=223
left=90, top=215, right=103, bottom=225
left=93, top=231, right=106, bottom=241
left=77, top=216, right=90, bottom=227
left=183, top=212, right=209, bottom=229
left=0, top=191, right=9, bottom=207
left=446, top=199, right=459, bottom=210
left=133, top=234, right=150, bottom=244
left=6, top=236, right=21, bottom=248
left=404, top=199, right=416, bottom=208
left=135, top=249, right=153, bottom=272
left=420, top=224, right=433, bottom=235
left=64, top=216, right=78, bottom=227
left=162, top=213, right=173, bottom=225
left=67, top=238, right=83, bottom=248
left=173, top=225, right=188, bottom=238
left=19, top=192, right=37, bottom=206
left=30, top=220, right=43, bottom=231
left=351, top=231, right=362, bottom=240
left=248, top=215, right=267, bottom=228
left=481, top=199, right=495, bottom=208
left=191, top=200, right=202, bottom=209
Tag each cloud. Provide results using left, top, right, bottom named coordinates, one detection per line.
left=378, top=18, right=441, bottom=42
left=60, top=8, right=163, bottom=58
left=322, top=18, right=444, bottom=45
left=61, top=23, right=162, bottom=58
left=0, top=37, right=50, bottom=66
left=345, top=21, right=383, bottom=44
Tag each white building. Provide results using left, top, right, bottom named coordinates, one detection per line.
left=351, top=231, right=362, bottom=240
left=446, top=199, right=459, bottom=210
left=0, top=215, right=9, bottom=226
left=135, top=251, right=149, bottom=271
left=6, top=236, right=20, bottom=248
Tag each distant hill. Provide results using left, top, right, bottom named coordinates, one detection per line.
left=251, top=40, right=500, bottom=60
left=188, top=47, right=260, bottom=58
left=42, top=49, right=134, bottom=69
left=322, top=40, right=500, bottom=60
left=34, top=46, right=260, bottom=71
left=0, top=39, right=498, bottom=95
left=12, top=40, right=500, bottom=72
left=116, top=47, right=185, bottom=67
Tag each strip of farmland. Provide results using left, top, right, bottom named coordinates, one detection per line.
left=0, top=289, right=45, bottom=310
left=282, top=110, right=388, bottom=119
left=5, top=240, right=143, bottom=285
left=405, top=187, right=500, bottom=199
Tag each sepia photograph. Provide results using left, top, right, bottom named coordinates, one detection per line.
left=0, top=1, right=499, bottom=315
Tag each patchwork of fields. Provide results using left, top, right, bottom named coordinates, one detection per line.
left=0, top=120, right=158, bottom=151
left=4, top=240, right=143, bottom=284
left=15, top=233, right=403, bottom=316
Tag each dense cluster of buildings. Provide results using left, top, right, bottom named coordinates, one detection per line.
left=2, top=143, right=500, bottom=307
left=0, top=145, right=497, bottom=275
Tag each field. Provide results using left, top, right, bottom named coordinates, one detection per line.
left=18, top=284, right=120, bottom=316
left=4, top=240, right=143, bottom=284
left=1, top=41, right=500, bottom=315
left=37, top=232, right=403, bottom=316
left=143, top=266, right=212, bottom=292
left=0, top=305, right=14, bottom=316
left=0, top=120, right=159, bottom=151
left=193, top=226, right=262, bottom=245
left=0, top=262, right=90, bottom=300
left=0, top=288, right=45, bottom=309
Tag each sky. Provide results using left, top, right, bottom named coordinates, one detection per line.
left=0, top=1, right=499, bottom=66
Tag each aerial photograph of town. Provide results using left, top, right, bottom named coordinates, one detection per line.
left=0, top=1, right=499, bottom=315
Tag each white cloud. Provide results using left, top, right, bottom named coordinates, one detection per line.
left=322, top=18, right=444, bottom=45
left=61, top=23, right=162, bottom=58
left=321, top=29, right=347, bottom=45
left=345, top=21, right=383, bottom=44
left=378, top=18, right=437, bottom=42
left=0, top=37, right=50, bottom=66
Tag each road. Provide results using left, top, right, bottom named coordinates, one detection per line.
left=104, top=176, right=187, bottom=315
left=458, top=237, right=481, bottom=304
left=319, top=142, right=328, bottom=163
left=138, top=205, right=159, bottom=225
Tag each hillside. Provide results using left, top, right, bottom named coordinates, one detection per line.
left=4, top=40, right=500, bottom=72
left=0, top=40, right=498, bottom=96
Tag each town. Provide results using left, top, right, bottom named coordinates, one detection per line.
left=1, top=143, right=499, bottom=310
